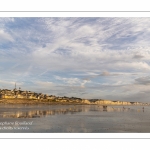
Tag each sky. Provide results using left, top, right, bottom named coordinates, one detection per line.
left=0, top=17, right=150, bottom=102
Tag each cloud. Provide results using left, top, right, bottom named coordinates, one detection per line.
left=0, top=80, right=23, bottom=90
left=35, top=81, right=54, bottom=88
left=0, top=80, right=15, bottom=86
left=55, top=75, right=90, bottom=88
left=98, top=71, right=120, bottom=77
left=1, top=18, right=150, bottom=102
left=55, top=76, right=80, bottom=84
left=100, top=71, right=110, bottom=76
left=80, top=80, right=90, bottom=88
left=135, top=76, right=150, bottom=85
left=0, top=29, right=14, bottom=42
left=133, top=54, right=144, bottom=59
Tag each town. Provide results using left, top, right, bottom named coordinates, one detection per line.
left=0, top=84, right=149, bottom=105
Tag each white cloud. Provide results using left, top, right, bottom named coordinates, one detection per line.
left=0, top=29, right=14, bottom=42
left=2, top=18, right=147, bottom=74
left=80, top=80, right=90, bottom=88
left=35, top=81, right=54, bottom=87
left=1, top=18, right=150, bottom=101
left=55, top=76, right=80, bottom=84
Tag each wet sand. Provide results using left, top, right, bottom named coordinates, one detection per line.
left=0, top=104, right=149, bottom=133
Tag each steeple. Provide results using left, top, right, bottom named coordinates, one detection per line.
left=15, top=83, right=16, bottom=90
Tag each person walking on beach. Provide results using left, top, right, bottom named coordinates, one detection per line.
left=142, top=107, right=144, bottom=112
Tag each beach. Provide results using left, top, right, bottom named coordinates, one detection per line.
left=0, top=104, right=149, bottom=133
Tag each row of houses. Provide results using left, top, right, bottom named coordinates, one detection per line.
left=0, top=88, right=148, bottom=105
left=0, top=89, right=57, bottom=100
left=0, top=88, right=83, bottom=102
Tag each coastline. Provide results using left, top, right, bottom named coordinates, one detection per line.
left=1, top=89, right=149, bottom=106
left=0, top=98, right=85, bottom=105
left=0, top=98, right=148, bottom=106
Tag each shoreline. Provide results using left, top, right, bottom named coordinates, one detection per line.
left=0, top=98, right=87, bottom=105
left=0, top=98, right=148, bottom=106
left=1, top=89, right=149, bottom=106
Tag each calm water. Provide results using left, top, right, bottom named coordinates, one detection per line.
left=0, top=104, right=149, bottom=133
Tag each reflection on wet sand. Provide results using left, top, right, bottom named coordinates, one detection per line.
left=0, top=105, right=145, bottom=118
left=0, top=107, right=83, bottom=118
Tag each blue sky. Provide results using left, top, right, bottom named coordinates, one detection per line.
left=1, top=17, right=150, bottom=102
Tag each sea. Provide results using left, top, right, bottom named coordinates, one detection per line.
left=0, top=104, right=149, bottom=133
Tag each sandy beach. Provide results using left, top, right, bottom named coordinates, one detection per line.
left=0, top=98, right=85, bottom=105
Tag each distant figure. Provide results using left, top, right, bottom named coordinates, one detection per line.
left=143, top=107, right=144, bottom=109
